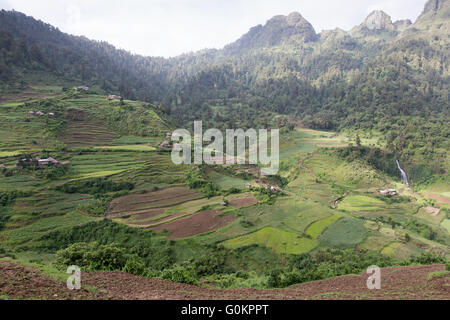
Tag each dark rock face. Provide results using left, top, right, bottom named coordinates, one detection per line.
left=393, top=19, right=412, bottom=32
left=417, top=0, right=450, bottom=21
left=423, top=0, right=448, bottom=14
left=224, top=12, right=317, bottom=54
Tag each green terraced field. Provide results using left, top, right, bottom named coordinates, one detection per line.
left=206, top=169, right=250, bottom=189
left=338, top=196, right=386, bottom=212
left=319, top=218, right=369, bottom=249
left=223, top=227, right=318, bottom=254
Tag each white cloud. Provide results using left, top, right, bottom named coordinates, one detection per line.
left=1, top=0, right=427, bottom=57
left=0, top=0, right=11, bottom=10
left=66, top=4, right=81, bottom=32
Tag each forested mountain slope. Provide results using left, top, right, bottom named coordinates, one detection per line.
left=0, top=0, right=448, bottom=165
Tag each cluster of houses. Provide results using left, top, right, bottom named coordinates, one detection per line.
left=16, top=157, right=61, bottom=168
left=379, top=189, right=398, bottom=196
left=28, top=111, right=54, bottom=117
left=73, top=86, right=90, bottom=91
left=108, top=95, right=122, bottom=100
left=159, top=132, right=173, bottom=148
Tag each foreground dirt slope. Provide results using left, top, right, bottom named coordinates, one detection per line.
left=0, top=261, right=448, bottom=300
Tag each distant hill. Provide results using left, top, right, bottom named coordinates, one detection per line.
left=0, top=0, right=448, bottom=159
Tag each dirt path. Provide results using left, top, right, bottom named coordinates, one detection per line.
left=1, top=261, right=448, bottom=300
left=332, top=192, right=348, bottom=209
left=298, top=153, right=317, bottom=177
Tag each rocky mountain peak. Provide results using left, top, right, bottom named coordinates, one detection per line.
left=224, top=12, right=316, bottom=54
left=416, top=0, right=450, bottom=21
left=423, top=0, right=449, bottom=14
left=363, top=10, right=394, bottom=31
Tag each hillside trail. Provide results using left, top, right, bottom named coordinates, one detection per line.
left=332, top=192, right=348, bottom=209
left=298, top=152, right=317, bottom=177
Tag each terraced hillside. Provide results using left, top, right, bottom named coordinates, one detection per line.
left=0, top=88, right=448, bottom=295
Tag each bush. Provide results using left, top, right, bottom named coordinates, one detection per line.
left=404, top=253, right=447, bottom=266
left=57, top=177, right=134, bottom=194
left=40, top=219, right=174, bottom=270
left=162, top=265, right=198, bottom=285
left=122, top=256, right=146, bottom=276
left=55, top=242, right=130, bottom=271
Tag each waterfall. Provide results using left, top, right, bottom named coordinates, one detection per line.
left=396, top=160, right=409, bottom=187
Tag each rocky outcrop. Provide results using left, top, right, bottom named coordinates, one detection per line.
left=363, top=10, right=395, bottom=31
left=393, top=19, right=412, bottom=32
left=416, top=0, right=450, bottom=22
left=224, top=12, right=317, bottom=54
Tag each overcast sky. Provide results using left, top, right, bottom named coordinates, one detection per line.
left=0, top=0, right=427, bottom=57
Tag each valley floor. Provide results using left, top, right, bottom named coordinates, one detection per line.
left=1, top=261, right=448, bottom=300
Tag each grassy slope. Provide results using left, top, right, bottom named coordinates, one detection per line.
left=0, top=90, right=448, bottom=285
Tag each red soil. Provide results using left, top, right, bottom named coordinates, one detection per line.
left=150, top=210, right=236, bottom=239
left=229, top=197, right=258, bottom=208
left=1, top=262, right=448, bottom=300
left=108, top=187, right=203, bottom=215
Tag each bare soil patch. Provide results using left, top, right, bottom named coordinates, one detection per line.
left=425, top=193, right=450, bottom=205
left=0, top=261, right=107, bottom=300
left=108, top=187, right=203, bottom=215
left=425, top=206, right=441, bottom=216
left=150, top=210, right=236, bottom=239
left=229, top=197, right=258, bottom=208
left=1, top=262, right=448, bottom=300
left=83, top=264, right=449, bottom=300
left=59, top=120, right=117, bottom=147
left=131, top=211, right=187, bottom=226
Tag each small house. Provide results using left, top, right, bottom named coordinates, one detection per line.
left=48, top=112, right=55, bottom=117
left=73, top=86, right=90, bottom=91
left=108, top=95, right=122, bottom=100
left=36, top=111, right=45, bottom=116
left=159, top=141, right=170, bottom=148
left=28, top=111, right=35, bottom=116
left=269, top=186, right=280, bottom=192
left=379, top=189, right=397, bottom=196
left=37, top=157, right=60, bottom=167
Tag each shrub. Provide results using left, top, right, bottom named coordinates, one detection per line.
left=161, top=265, right=198, bottom=285
left=55, top=242, right=130, bottom=271
left=57, top=177, right=134, bottom=194
left=404, top=253, right=447, bottom=265
left=122, top=256, right=146, bottom=276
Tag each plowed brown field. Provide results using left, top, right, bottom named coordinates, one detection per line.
left=1, top=261, right=448, bottom=300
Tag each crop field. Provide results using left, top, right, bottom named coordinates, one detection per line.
left=305, top=214, right=342, bottom=239
left=108, top=186, right=204, bottom=216
left=59, top=120, right=118, bottom=147
left=338, top=196, right=386, bottom=212
left=151, top=210, right=236, bottom=239
left=206, top=169, right=250, bottom=189
left=279, top=128, right=348, bottom=162
left=318, top=218, right=369, bottom=249
left=223, top=227, right=318, bottom=254
left=94, top=145, right=156, bottom=152
left=0, top=89, right=448, bottom=296
left=441, top=219, right=450, bottom=233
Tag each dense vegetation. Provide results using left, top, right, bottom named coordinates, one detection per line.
left=57, top=178, right=134, bottom=195
left=0, top=1, right=448, bottom=292
left=1, top=5, right=447, bottom=175
left=46, top=219, right=447, bottom=288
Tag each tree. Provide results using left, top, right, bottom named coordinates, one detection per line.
left=356, top=134, right=361, bottom=148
